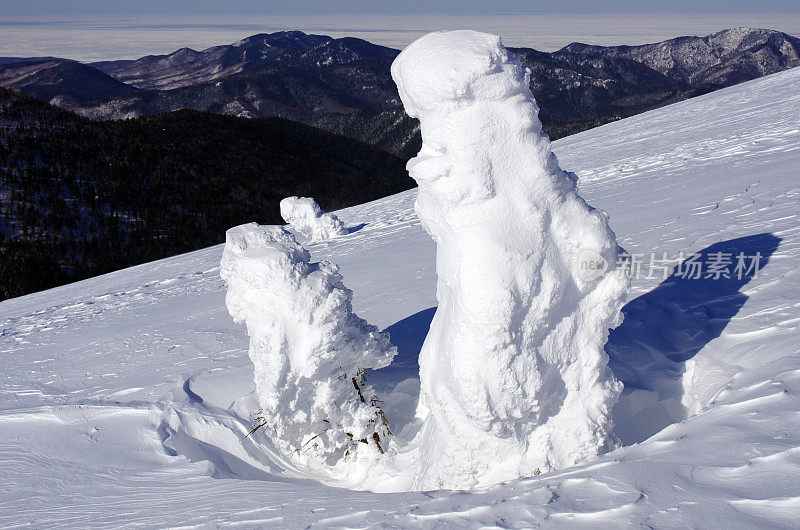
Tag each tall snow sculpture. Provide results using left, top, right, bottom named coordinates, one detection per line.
left=280, top=196, right=348, bottom=241
left=391, top=31, right=630, bottom=489
left=220, top=223, right=395, bottom=478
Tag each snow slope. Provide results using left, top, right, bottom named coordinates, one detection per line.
left=2, top=65, right=800, bottom=527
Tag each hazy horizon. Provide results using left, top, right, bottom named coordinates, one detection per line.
left=4, top=0, right=800, bottom=15
left=2, top=13, right=800, bottom=62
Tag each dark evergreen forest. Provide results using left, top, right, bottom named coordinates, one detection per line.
left=0, top=88, right=413, bottom=300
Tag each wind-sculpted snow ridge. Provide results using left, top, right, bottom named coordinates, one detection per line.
left=391, top=31, right=630, bottom=489
left=280, top=196, right=348, bottom=241
left=219, top=223, right=395, bottom=485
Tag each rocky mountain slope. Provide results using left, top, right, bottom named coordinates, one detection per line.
left=1, top=28, right=797, bottom=156
left=563, top=27, right=800, bottom=87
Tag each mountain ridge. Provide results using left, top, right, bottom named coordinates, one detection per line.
left=1, top=28, right=798, bottom=156
left=91, top=31, right=336, bottom=90
left=562, top=27, right=800, bottom=87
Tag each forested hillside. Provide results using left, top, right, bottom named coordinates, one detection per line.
left=0, top=88, right=412, bottom=300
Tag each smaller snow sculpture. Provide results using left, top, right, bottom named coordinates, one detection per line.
left=220, top=223, right=395, bottom=478
left=280, top=196, right=348, bottom=241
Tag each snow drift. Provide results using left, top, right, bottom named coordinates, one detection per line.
left=280, top=196, right=348, bottom=241
left=219, top=223, right=395, bottom=480
left=391, top=31, right=630, bottom=489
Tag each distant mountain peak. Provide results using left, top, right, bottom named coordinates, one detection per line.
left=562, top=27, right=800, bottom=86
left=233, top=30, right=331, bottom=49
left=88, top=30, right=337, bottom=90
left=0, top=58, right=137, bottom=107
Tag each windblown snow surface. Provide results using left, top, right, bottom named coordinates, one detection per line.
left=2, top=66, right=800, bottom=527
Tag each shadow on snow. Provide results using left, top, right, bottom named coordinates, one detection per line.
left=378, top=233, right=781, bottom=447
left=608, top=232, right=781, bottom=444
left=166, top=235, right=781, bottom=482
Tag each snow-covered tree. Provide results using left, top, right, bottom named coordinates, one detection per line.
left=280, top=196, right=348, bottom=241
left=220, top=223, right=395, bottom=478
left=391, top=31, right=630, bottom=489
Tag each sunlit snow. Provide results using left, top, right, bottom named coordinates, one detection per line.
left=1, top=62, right=800, bottom=527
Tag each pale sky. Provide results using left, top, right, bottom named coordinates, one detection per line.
left=2, top=0, right=799, bottom=15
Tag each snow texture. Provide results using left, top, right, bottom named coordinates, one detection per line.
left=280, top=196, right=348, bottom=241
left=219, top=223, right=395, bottom=480
left=4, top=61, right=800, bottom=528
left=391, top=31, right=630, bottom=489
